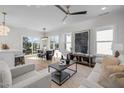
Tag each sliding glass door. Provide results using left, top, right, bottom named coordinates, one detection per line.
left=32, top=38, right=40, bottom=54
left=23, top=36, right=40, bottom=55
left=23, top=37, right=32, bottom=55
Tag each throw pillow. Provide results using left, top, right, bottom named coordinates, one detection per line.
left=0, top=61, right=12, bottom=88
left=102, top=56, right=120, bottom=67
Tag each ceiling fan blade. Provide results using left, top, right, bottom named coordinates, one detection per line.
left=62, top=15, right=68, bottom=22
left=70, top=11, right=87, bottom=15
left=55, top=5, right=67, bottom=14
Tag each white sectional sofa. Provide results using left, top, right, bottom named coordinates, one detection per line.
left=80, top=62, right=103, bottom=88
left=0, top=61, right=51, bottom=88
left=11, top=64, right=51, bottom=88
left=80, top=56, right=124, bottom=88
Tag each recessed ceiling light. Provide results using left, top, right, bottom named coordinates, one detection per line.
left=101, top=7, right=107, bottom=10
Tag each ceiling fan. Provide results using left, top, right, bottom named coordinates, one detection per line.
left=55, top=5, right=87, bottom=22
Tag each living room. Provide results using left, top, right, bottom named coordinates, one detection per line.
left=0, top=1, right=124, bottom=91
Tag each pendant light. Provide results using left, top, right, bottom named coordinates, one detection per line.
left=0, top=12, right=10, bottom=36
left=42, top=28, right=48, bottom=40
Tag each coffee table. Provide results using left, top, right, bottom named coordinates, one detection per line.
left=48, top=61, right=77, bottom=86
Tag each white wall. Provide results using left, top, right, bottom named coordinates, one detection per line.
left=0, top=26, right=42, bottom=51
left=47, top=11, right=124, bottom=55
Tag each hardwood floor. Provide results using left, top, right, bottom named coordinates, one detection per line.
left=25, top=55, right=92, bottom=88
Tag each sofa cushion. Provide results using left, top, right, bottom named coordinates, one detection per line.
left=0, top=61, right=12, bottom=88
left=106, top=65, right=124, bottom=75
left=102, top=56, right=120, bottom=67
left=12, top=71, right=39, bottom=85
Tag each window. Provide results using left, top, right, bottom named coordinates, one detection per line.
left=96, top=27, right=113, bottom=55
left=32, top=38, right=40, bottom=54
left=23, top=36, right=40, bottom=55
left=50, top=35, right=59, bottom=49
left=65, top=33, right=72, bottom=52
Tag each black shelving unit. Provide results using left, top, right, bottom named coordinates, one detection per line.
left=15, top=55, right=25, bottom=66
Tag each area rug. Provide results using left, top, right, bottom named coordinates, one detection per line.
left=25, top=56, right=92, bottom=88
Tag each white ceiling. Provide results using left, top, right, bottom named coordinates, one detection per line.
left=0, top=5, right=123, bottom=32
